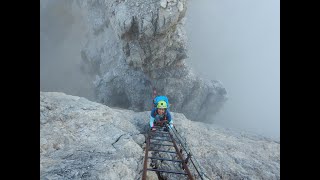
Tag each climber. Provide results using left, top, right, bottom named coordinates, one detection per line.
left=150, top=100, right=173, bottom=131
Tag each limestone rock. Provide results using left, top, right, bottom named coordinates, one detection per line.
left=160, top=0, right=167, bottom=8
left=40, top=0, right=227, bottom=124
left=40, top=92, right=279, bottom=180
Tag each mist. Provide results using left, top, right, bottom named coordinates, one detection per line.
left=40, top=0, right=279, bottom=140
left=185, top=0, right=280, bottom=140
left=40, top=0, right=95, bottom=101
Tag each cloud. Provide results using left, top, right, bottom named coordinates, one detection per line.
left=185, top=0, right=280, bottom=140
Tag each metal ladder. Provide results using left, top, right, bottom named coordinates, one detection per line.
left=142, top=124, right=194, bottom=180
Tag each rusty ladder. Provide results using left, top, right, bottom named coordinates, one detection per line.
left=142, top=124, right=194, bottom=180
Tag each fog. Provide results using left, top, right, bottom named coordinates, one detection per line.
left=40, top=0, right=95, bottom=101
left=185, top=0, right=280, bottom=140
left=40, top=0, right=279, bottom=140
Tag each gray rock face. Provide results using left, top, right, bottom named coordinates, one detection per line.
left=173, top=114, right=280, bottom=180
left=40, top=92, right=279, bottom=180
left=40, top=0, right=227, bottom=123
left=40, top=91, right=149, bottom=179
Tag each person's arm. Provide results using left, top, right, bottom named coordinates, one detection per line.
left=150, top=108, right=156, bottom=128
left=150, top=116, right=155, bottom=128
left=167, top=111, right=173, bottom=128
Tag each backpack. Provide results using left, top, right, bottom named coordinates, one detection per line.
left=153, top=95, right=170, bottom=109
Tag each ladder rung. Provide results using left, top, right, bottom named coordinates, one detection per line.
left=153, top=126, right=164, bottom=128
left=149, top=138, right=172, bottom=142
left=150, top=136, right=170, bottom=139
left=151, top=131, right=169, bottom=134
left=152, top=129, right=168, bottom=131
left=149, top=149, right=176, bottom=153
left=150, top=133, right=169, bottom=136
left=149, top=157, right=182, bottom=162
left=151, top=132, right=169, bottom=134
left=147, top=168, right=187, bottom=175
left=150, top=143, right=173, bottom=146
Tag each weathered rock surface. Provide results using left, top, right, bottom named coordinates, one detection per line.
left=40, top=92, right=279, bottom=180
left=40, top=91, right=149, bottom=179
left=40, top=0, right=228, bottom=123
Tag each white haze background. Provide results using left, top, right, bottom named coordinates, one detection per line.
left=40, top=0, right=280, bottom=140
left=185, top=0, right=280, bottom=140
